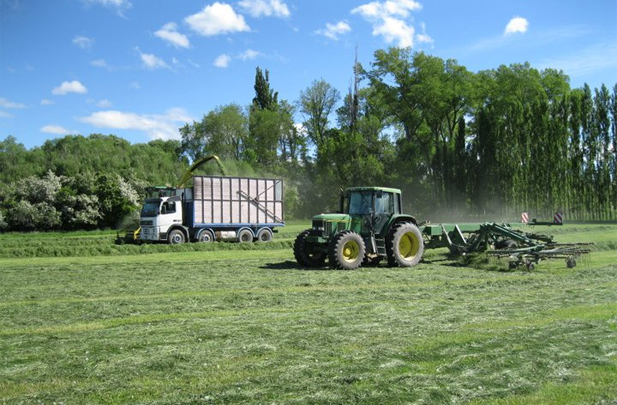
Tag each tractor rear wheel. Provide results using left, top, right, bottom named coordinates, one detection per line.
left=294, top=229, right=326, bottom=267
left=386, top=223, right=424, bottom=267
left=328, top=231, right=365, bottom=270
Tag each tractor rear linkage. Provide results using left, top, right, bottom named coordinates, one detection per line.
left=421, top=222, right=592, bottom=270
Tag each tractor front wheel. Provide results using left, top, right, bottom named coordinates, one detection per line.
left=329, top=231, right=365, bottom=270
left=386, top=223, right=424, bottom=267
left=294, top=230, right=326, bottom=267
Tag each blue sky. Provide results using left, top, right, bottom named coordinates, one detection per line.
left=1, top=0, right=616, bottom=149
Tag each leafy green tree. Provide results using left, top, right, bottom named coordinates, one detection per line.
left=277, top=100, right=306, bottom=163
left=206, top=104, right=248, bottom=160
left=96, top=174, right=140, bottom=228
left=298, top=79, right=340, bottom=150
left=252, top=67, right=278, bottom=111
left=0, top=136, right=44, bottom=183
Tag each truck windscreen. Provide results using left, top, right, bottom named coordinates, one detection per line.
left=141, top=200, right=161, bottom=217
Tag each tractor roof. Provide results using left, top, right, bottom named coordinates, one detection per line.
left=346, top=186, right=401, bottom=194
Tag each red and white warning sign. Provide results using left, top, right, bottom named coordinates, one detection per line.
left=554, top=212, right=563, bottom=224
left=521, top=212, right=529, bottom=224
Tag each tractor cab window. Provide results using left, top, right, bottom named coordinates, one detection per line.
left=349, top=191, right=374, bottom=215
left=375, top=192, right=394, bottom=214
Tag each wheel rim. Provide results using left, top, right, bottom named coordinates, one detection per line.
left=399, top=232, right=419, bottom=259
left=342, top=240, right=360, bottom=262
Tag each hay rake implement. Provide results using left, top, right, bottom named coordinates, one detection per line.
left=421, top=222, right=592, bottom=270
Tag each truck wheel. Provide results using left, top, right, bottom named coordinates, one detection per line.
left=386, top=223, right=424, bottom=267
left=329, top=231, right=365, bottom=270
left=197, top=230, right=215, bottom=243
left=294, top=230, right=326, bottom=267
left=238, top=229, right=253, bottom=243
left=256, top=228, right=273, bottom=242
left=168, top=229, right=186, bottom=244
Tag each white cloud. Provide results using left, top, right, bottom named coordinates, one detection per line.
left=352, top=0, right=424, bottom=48
left=83, top=0, right=132, bottom=15
left=41, top=99, right=55, bottom=105
left=138, top=50, right=169, bottom=69
left=416, top=22, right=433, bottom=45
left=375, top=16, right=415, bottom=47
left=316, top=21, right=351, bottom=40
left=91, top=59, right=113, bottom=71
left=505, top=17, right=529, bottom=35
left=41, top=125, right=72, bottom=135
left=97, top=99, right=113, bottom=108
left=87, top=0, right=130, bottom=6
left=185, top=2, right=250, bottom=36
left=155, top=22, right=190, bottom=48
left=79, top=108, right=192, bottom=140
left=238, top=49, right=261, bottom=61
left=0, top=111, right=14, bottom=118
left=73, top=35, right=94, bottom=49
left=52, top=80, right=88, bottom=95
left=238, top=0, right=290, bottom=18
left=0, top=97, right=26, bottom=109
left=537, top=42, right=617, bottom=78
left=214, top=54, right=232, bottom=68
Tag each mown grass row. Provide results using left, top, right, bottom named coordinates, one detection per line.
left=0, top=238, right=294, bottom=258
left=0, top=225, right=305, bottom=259
left=2, top=221, right=613, bottom=259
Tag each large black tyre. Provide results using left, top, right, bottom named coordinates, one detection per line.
left=238, top=228, right=254, bottom=243
left=197, top=229, right=215, bottom=243
left=386, top=223, right=424, bottom=267
left=495, top=239, right=517, bottom=249
left=294, top=229, right=326, bottom=267
left=167, top=229, right=186, bottom=245
left=256, top=228, right=273, bottom=242
left=328, top=231, right=365, bottom=270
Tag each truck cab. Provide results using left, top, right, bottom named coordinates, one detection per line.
left=139, top=194, right=186, bottom=243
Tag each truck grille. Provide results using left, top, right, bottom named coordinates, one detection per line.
left=141, top=220, right=153, bottom=226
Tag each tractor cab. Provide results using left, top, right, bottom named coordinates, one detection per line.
left=340, top=187, right=402, bottom=237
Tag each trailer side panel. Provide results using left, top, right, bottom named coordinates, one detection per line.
left=192, top=176, right=284, bottom=226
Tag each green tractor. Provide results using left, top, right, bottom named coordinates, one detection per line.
left=294, top=187, right=424, bottom=270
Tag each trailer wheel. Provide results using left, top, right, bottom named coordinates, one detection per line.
left=168, top=229, right=186, bottom=244
left=294, top=229, right=326, bottom=267
left=238, top=229, right=253, bottom=243
left=197, top=230, right=215, bottom=243
left=256, top=228, right=273, bottom=243
left=386, top=223, right=424, bottom=267
left=329, top=231, right=365, bottom=270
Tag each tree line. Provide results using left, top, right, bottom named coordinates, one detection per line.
left=1, top=48, right=615, bottom=232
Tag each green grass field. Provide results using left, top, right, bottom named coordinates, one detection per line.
left=1, top=223, right=616, bottom=404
